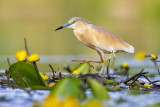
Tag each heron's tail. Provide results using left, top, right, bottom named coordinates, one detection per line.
left=124, top=43, right=134, bottom=54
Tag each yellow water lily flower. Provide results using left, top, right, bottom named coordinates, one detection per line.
left=149, top=54, right=158, bottom=60
left=134, top=51, right=145, bottom=60
left=27, top=54, right=40, bottom=62
left=43, top=96, right=61, bottom=107
left=16, top=50, right=27, bottom=61
left=43, top=96, right=80, bottom=107
left=40, top=73, right=48, bottom=81
left=49, top=83, right=55, bottom=87
left=144, top=83, right=153, bottom=87
left=83, top=99, right=104, bottom=107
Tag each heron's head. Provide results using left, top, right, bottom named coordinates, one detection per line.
left=55, top=17, right=90, bottom=31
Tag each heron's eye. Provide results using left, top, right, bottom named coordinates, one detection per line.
left=70, top=21, right=75, bottom=24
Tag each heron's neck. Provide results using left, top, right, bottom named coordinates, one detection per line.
left=73, top=22, right=87, bottom=30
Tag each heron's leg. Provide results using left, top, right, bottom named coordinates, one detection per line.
left=106, top=51, right=116, bottom=78
left=72, top=59, right=103, bottom=63
left=72, top=51, right=104, bottom=63
left=72, top=50, right=106, bottom=69
left=97, top=50, right=106, bottom=75
left=110, top=52, right=116, bottom=67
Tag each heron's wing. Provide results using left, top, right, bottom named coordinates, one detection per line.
left=89, top=24, right=134, bottom=53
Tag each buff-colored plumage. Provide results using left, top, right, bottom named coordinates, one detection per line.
left=73, top=19, right=134, bottom=54
left=55, top=17, right=134, bottom=75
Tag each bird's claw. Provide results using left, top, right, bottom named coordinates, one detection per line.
left=72, top=60, right=94, bottom=69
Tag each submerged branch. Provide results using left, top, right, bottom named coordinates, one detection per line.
left=123, top=69, right=148, bottom=84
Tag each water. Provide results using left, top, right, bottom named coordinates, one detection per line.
left=0, top=85, right=160, bottom=107
left=0, top=55, right=160, bottom=107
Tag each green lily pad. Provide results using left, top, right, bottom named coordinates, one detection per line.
left=9, top=62, right=47, bottom=88
left=87, top=78, right=110, bottom=100
left=72, top=63, right=90, bottom=75
left=104, top=79, right=117, bottom=85
left=50, top=77, right=85, bottom=99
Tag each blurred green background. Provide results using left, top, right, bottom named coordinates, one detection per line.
left=0, top=0, right=160, bottom=55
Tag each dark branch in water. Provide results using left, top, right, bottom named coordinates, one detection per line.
left=141, top=74, right=156, bottom=86
left=123, top=69, right=148, bottom=84
left=78, top=73, right=102, bottom=79
left=130, top=75, right=141, bottom=85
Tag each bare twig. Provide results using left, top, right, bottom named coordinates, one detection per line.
left=130, top=75, right=141, bottom=85
left=141, top=74, right=156, bottom=86
left=49, top=64, right=56, bottom=78
left=7, top=57, right=10, bottom=66
left=78, top=73, right=102, bottom=79
left=123, top=69, right=148, bottom=84
left=151, top=80, right=160, bottom=84
left=2, top=80, right=31, bottom=93
left=59, top=72, right=62, bottom=78
left=15, top=71, right=30, bottom=88
left=6, top=58, right=11, bottom=83
left=24, top=38, right=30, bottom=56
left=153, top=61, right=160, bottom=75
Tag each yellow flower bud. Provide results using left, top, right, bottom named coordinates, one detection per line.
left=149, top=54, right=158, bottom=60
left=120, top=83, right=125, bottom=85
left=40, top=73, right=48, bottom=81
left=27, top=54, right=40, bottom=62
left=121, top=62, right=129, bottom=69
left=16, top=50, right=27, bottom=61
left=144, top=83, right=153, bottom=87
left=40, top=73, right=44, bottom=76
left=49, top=83, right=55, bottom=87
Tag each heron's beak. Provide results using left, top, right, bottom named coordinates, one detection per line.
left=55, top=22, right=71, bottom=31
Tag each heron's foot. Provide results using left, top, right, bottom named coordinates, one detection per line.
left=72, top=60, right=94, bottom=68
left=72, top=60, right=103, bottom=63
left=103, top=59, right=107, bottom=63
left=99, top=65, right=105, bottom=76
left=98, top=59, right=107, bottom=76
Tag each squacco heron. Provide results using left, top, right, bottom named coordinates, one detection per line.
left=55, top=17, right=134, bottom=75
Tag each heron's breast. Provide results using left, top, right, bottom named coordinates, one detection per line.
left=73, top=28, right=96, bottom=49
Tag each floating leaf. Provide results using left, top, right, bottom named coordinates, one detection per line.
left=50, top=77, right=85, bottom=99
left=104, top=79, right=116, bottom=85
left=9, top=62, right=47, bottom=88
left=72, top=63, right=90, bottom=75
left=87, top=78, right=109, bottom=100
left=148, top=103, right=160, bottom=107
